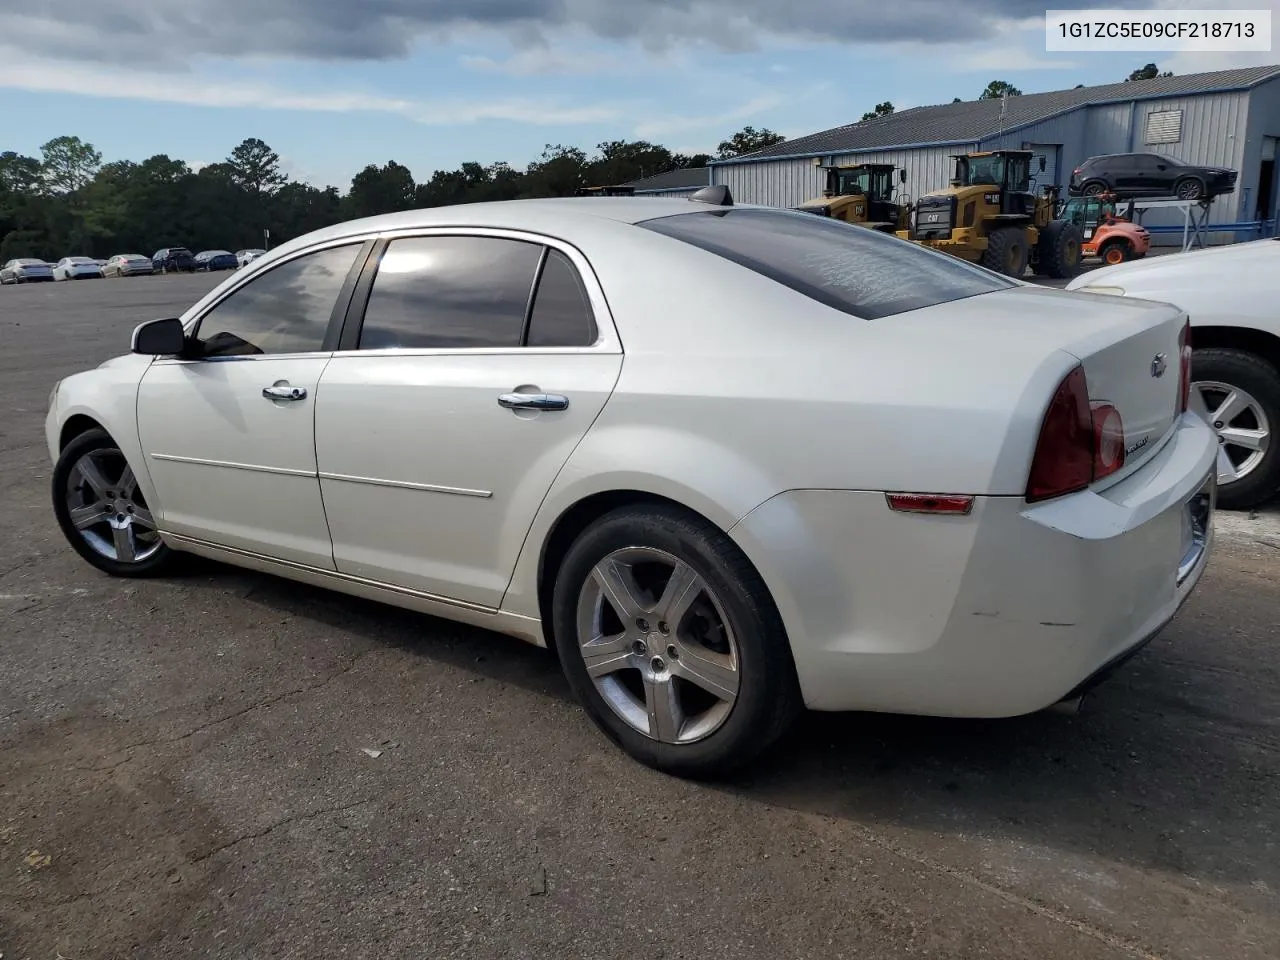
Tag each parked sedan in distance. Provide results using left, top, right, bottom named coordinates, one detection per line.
left=53, top=256, right=105, bottom=281
left=103, top=254, right=156, bottom=278
left=235, top=248, right=266, bottom=267
left=194, top=249, right=239, bottom=272
left=1069, top=153, right=1237, bottom=201
left=45, top=190, right=1218, bottom=777
left=1067, top=237, right=1280, bottom=510
left=1, top=258, right=54, bottom=283
left=151, top=247, right=197, bottom=274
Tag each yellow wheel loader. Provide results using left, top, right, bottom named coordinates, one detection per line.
left=895, top=150, right=1083, bottom=279
left=796, top=163, right=907, bottom=233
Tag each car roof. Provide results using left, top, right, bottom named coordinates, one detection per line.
left=268, top=197, right=736, bottom=255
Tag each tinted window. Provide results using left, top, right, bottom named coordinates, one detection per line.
left=358, top=235, right=542, bottom=350
left=527, top=249, right=597, bottom=347
left=638, top=208, right=1014, bottom=321
left=193, top=243, right=360, bottom=357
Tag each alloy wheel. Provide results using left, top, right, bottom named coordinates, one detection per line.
left=574, top=546, right=740, bottom=745
left=1196, top=380, right=1271, bottom=484
left=64, top=447, right=163, bottom=563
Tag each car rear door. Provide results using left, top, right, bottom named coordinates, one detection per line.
left=313, top=229, right=623, bottom=609
left=136, top=239, right=372, bottom=568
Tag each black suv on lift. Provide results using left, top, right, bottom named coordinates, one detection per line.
left=151, top=247, right=198, bottom=274
left=1068, top=153, right=1237, bottom=201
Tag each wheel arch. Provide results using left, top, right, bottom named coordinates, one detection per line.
left=1191, top=324, right=1280, bottom=373
left=59, top=414, right=108, bottom=450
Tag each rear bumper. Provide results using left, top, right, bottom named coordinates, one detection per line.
left=728, top=411, right=1217, bottom=716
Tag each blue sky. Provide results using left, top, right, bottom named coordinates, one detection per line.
left=2, top=0, right=1276, bottom=190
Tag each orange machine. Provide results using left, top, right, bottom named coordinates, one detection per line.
left=1059, top=193, right=1151, bottom=264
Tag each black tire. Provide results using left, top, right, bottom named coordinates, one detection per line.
left=1096, top=239, right=1131, bottom=266
left=1192, top=349, right=1280, bottom=510
left=1034, top=219, right=1084, bottom=279
left=1175, top=178, right=1206, bottom=201
left=550, top=504, right=803, bottom=779
left=1081, top=180, right=1109, bottom=197
left=981, top=226, right=1030, bottom=277
left=51, top=428, right=178, bottom=578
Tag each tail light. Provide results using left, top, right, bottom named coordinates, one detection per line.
left=1178, top=319, right=1192, bottom=413
left=1026, top=365, right=1126, bottom=502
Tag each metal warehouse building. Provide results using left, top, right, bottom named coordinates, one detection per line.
left=623, top=167, right=712, bottom=197
left=711, top=65, right=1280, bottom=244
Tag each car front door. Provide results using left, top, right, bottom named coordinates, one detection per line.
left=135, top=239, right=371, bottom=568
left=313, top=230, right=623, bottom=609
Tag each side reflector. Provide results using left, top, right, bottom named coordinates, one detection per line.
left=885, top=493, right=975, bottom=515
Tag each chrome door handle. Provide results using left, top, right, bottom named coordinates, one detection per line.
left=497, top=392, right=569, bottom=411
left=263, top=384, right=307, bottom=401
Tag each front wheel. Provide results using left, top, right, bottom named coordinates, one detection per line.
left=51, top=428, right=177, bottom=577
left=1176, top=178, right=1206, bottom=201
left=551, top=504, right=802, bottom=778
left=1097, top=239, right=1131, bottom=266
left=981, top=226, right=1029, bottom=277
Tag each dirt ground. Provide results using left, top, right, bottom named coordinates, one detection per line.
left=2, top=273, right=1278, bottom=960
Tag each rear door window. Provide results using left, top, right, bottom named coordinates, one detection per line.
left=638, top=208, right=1014, bottom=320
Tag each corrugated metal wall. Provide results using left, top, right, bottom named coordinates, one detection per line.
left=712, top=145, right=974, bottom=210
left=1241, top=76, right=1280, bottom=223
left=712, top=88, right=1261, bottom=244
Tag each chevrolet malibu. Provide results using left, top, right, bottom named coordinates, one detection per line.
left=45, top=189, right=1218, bottom=776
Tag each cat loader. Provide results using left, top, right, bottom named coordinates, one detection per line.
left=796, top=163, right=907, bottom=232
left=896, top=150, right=1083, bottom=279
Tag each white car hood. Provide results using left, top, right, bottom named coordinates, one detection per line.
left=1067, top=238, right=1280, bottom=292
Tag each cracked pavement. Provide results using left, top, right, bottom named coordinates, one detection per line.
left=2, top=274, right=1279, bottom=959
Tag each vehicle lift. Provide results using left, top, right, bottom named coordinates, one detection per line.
left=1118, top=197, right=1213, bottom=252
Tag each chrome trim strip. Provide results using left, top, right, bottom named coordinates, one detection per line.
left=150, top=453, right=316, bottom=478
left=162, top=533, right=498, bottom=614
left=318, top=472, right=492, bottom=498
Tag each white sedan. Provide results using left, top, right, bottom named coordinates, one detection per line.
left=44, top=189, right=1218, bottom=776
left=53, top=256, right=105, bottom=281
left=1067, top=238, right=1280, bottom=510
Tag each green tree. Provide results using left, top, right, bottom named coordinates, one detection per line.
left=521, top=144, right=589, bottom=197
left=979, top=80, right=1022, bottom=100
left=716, top=126, right=786, bottom=160
left=671, top=152, right=713, bottom=169
left=1126, top=63, right=1173, bottom=81
left=345, top=160, right=417, bottom=218
left=860, top=101, right=894, bottom=121
left=38, top=136, right=102, bottom=194
left=227, top=138, right=287, bottom=197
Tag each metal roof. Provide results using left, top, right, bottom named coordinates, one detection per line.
left=623, top=167, right=711, bottom=191
left=715, top=65, right=1280, bottom=165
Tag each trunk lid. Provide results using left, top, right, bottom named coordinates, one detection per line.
left=885, top=285, right=1187, bottom=481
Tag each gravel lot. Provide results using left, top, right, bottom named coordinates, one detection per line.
left=2, top=272, right=1279, bottom=960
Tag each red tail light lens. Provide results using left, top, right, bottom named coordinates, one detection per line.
left=1091, top=402, right=1125, bottom=481
left=1026, top=365, right=1127, bottom=502
left=1178, top=319, right=1192, bottom=413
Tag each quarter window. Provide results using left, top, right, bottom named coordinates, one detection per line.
left=358, top=236, right=543, bottom=350
left=192, top=243, right=361, bottom=357
left=526, top=249, right=597, bottom=347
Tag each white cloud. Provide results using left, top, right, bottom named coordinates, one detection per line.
left=0, top=52, right=624, bottom=126
left=633, top=89, right=813, bottom=139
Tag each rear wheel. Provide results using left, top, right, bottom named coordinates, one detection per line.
left=1097, top=239, right=1131, bottom=265
left=1191, top=349, right=1280, bottom=510
left=551, top=504, right=802, bottom=778
left=981, top=226, right=1029, bottom=277
left=51, top=429, right=177, bottom=577
left=1081, top=181, right=1108, bottom=197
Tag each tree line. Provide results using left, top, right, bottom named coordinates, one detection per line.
left=0, top=65, right=1173, bottom=262
left=0, top=127, right=788, bottom=262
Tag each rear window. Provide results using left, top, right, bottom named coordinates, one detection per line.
left=637, top=208, right=1014, bottom=320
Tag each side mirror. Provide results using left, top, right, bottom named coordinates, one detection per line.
left=132, top=317, right=188, bottom=356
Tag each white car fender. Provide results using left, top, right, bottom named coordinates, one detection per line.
left=48, top=356, right=161, bottom=518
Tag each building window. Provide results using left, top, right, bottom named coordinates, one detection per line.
left=1144, top=110, right=1183, bottom=145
